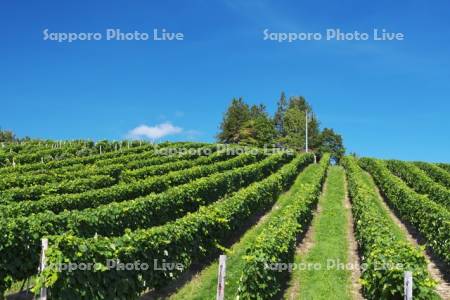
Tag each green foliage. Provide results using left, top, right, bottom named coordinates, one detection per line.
left=360, top=158, right=450, bottom=267
left=342, top=157, right=437, bottom=299
left=317, top=128, right=345, bottom=163
left=0, top=142, right=156, bottom=174
left=437, top=163, right=450, bottom=173
left=33, top=153, right=314, bottom=299
left=216, top=93, right=344, bottom=155
left=273, top=91, right=288, bottom=137
left=290, top=166, right=351, bottom=300
left=386, top=160, right=450, bottom=208
left=0, top=140, right=157, bottom=167
left=0, top=152, right=290, bottom=291
left=0, top=174, right=118, bottom=203
left=218, top=100, right=276, bottom=147
left=281, top=106, right=305, bottom=148
left=237, top=154, right=330, bottom=299
left=240, top=105, right=276, bottom=147
left=0, top=150, right=258, bottom=218
left=0, top=129, right=16, bottom=143
left=0, top=144, right=215, bottom=193
left=0, top=145, right=228, bottom=203
left=217, top=98, right=251, bottom=143
left=414, top=161, right=450, bottom=188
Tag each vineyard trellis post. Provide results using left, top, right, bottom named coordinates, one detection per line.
left=39, top=238, right=48, bottom=300
left=404, top=271, right=412, bottom=300
left=216, top=255, right=227, bottom=300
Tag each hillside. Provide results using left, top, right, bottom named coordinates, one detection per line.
left=0, top=141, right=448, bottom=300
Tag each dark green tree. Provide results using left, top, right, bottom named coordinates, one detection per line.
left=317, top=128, right=345, bottom=162
left=281, top=96, right=320, bottom=151
left=273, top=92, right=288, bottom=139
left=0, top=129, right=16, bottom=143
left=216, top=93, right=345, bottom=157
left=217, top=98, right=250, bottom=143
left=240, top=105, right=276, bottom=147
left=288, top=96, right=311, bottom=112
left=308, top=113, right=321, bottom=149
left=281, top=107, right=305, bottom=149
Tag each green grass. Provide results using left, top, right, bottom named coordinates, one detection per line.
left=169, top=163, right=323, bottom=300
left=285, top=166, right=352, bottom=300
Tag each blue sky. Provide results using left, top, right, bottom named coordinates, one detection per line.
left=1, top=0, right=449, bottom=162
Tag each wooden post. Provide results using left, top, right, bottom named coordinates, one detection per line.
left=404, top=271, right=412, bottom=300
left=40, top=238, right=48, bottom=300
left=216, top=255, right=227, bottom=300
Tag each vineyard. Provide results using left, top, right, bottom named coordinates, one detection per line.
left=0, top=141, right=449, bottom=300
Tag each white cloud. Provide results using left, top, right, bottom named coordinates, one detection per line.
left=127, top=122, right=183, bottom=140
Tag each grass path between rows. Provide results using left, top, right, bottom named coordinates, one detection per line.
left=167, top=163, right=322, bottom=300
left=285, top=166, right=353, bottom=300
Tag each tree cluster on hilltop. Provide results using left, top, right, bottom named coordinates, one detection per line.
left=217, top=92, right=345, bottom=162
left=0, top=129, right=17, bottom=143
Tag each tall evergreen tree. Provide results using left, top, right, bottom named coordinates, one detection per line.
left=273, top=92, right=287, bottom=138
left=307, top=113, right=321, bottom=149
left=240, top=104, right=276, bottom=147
left=217, top=98, right=250, bottom=143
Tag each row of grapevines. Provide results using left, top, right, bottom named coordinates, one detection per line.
left=0, top=140, right=55, bottom=155
left=0, top=174, right=117, bottom=203
left=119, top=147, right=229, bottom=182
left=0, top=141, right=207, bottom=177
left=0, top=146, right=224, bottom=202
left=0, top=140, right=147, bottom=157
left=414, top=161, right=450, bottom=188
left=0, top=143, right=214, bottom=191
left=342, top=157, right=436, bottom=299
left=0, top=141, right=198, bottom=175
left=437, top=163, right=450, bottom=173
left=0, top=141, right=103, bottom=166
left=0, top=151, right=262, bottom=218
left=385, top=160, right=450, bottom=208
left=0, top=142, right=155, bottom=174
left=91, top=143, right=213, bottom=169
left=63, top=152, right=292, bottom=236
left=0, top=143, right=91, bottom=166
left=0, top=152, right=296, bottom=291
left=0, top=163, right=123, bottom=191
left=360, top=158, right=450, bottom=266
left=0, top=145, right=54, bottom=165
left=30, top=153, right=312, bottom=299
left=236, top=154, right=329, bottom=299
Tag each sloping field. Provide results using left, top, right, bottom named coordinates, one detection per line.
left=0, top=142, right=448, bottom=299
